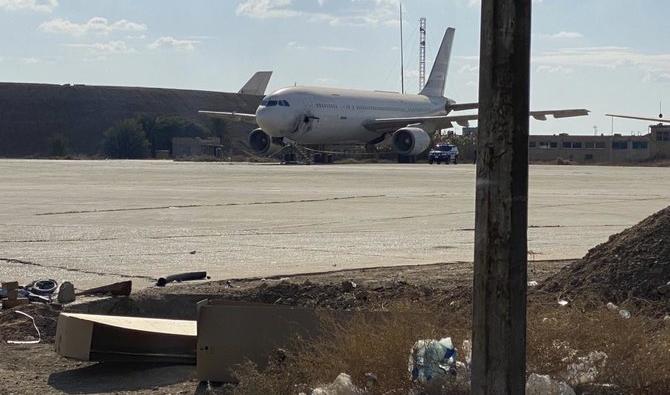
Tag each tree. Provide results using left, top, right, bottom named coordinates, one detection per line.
left=48, top=133, right=69, bottom=157
left=102, top=119, right=150, bottom=159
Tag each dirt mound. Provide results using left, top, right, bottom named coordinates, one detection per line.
left=540, top=206, right=670, bottom=305
left=0, top=303, right=60, bottom=343
left=222, top=279, right=472, bottom=311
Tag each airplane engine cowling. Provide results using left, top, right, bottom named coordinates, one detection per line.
left=392, top=127, right=431, bottom=156
left=248, top=129, right=283, bottom=156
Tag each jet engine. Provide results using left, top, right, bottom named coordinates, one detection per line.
left=391, top=127, right=431, bottom=156
left=248, top=129, right=283, bottom=156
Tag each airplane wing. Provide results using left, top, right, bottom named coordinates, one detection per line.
left=364, top=109, right=589, bottom=133
left=198, top=110, right=257, bottom=125
left=605, top=114, right=670, bottom=124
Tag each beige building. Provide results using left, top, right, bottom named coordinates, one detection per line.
left=529, top=124, right=670, bottom=163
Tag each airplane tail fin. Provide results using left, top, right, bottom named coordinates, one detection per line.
left=238, top=71, right=273, bottom=96
left=419, top=28, right=455, bottom=98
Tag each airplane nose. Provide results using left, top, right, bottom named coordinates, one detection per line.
left=256, top=107, right=295, bottom=136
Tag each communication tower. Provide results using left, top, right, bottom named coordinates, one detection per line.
left=419, top=17, right=427, bottom=91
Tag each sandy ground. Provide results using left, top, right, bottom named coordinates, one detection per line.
left=0, top=259, right=571, bottom=394
left=2, top=160, right=668, bottom=290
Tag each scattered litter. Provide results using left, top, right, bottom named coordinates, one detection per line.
left=341, top=280, right=357, bottom=292
left=664, top=315, right=670, bottom=322
left=189, top=250, right=197, bottom=255
left=408, top=337, right=457, bottom=384
left=77, top=281, right=132, bottom=296
left=526, top=373, right=575, bottom=395
left=461, top=340, right=472, bottom=365
left=311, top=373, right=364, bottom=395
left=156, top=271, right=208, bottom=287
left=20, top=290, right=50, bottom=303
left=565, top=351, right=608, bottom=386
left=6, top=311, right=41, bottom=345
left=364, top=372, right=378, bottom=389
left=605, top=302, right=618, bottom=311
left=618, top=309, right=631, bottom=319
left=558, top=299, right=569, bottom=307
left=528, top=281, right=538, bottom=287
left=26, top=279, right=58, bottom=296
left=2, top=281, right=29, bottom=309
left=57, top=282, right=76, bottom=304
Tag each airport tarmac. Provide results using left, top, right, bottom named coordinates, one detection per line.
left=1, top=159, right=667, bottom=289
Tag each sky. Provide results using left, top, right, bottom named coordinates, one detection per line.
left=1, top=0, right=669, bottom=135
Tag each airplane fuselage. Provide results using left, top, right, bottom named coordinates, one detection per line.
left=255, top=86, right=453, bottom=145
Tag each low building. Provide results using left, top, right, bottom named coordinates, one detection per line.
left=461, top=125, right=670, bottom=163
left=172, top=137, right=224, bottom=159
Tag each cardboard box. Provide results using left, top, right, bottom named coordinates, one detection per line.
left=197, top=300, right=323, bottom=382
left=55, top=313, right=197, bottom=363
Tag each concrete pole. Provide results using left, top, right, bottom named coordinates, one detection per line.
left=472, top=0, right=531, bottom=393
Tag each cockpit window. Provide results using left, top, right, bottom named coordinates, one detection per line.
left=278, top=100, right=290, bottom=107
left=261, top=99, right=269, bottom=106
left=267, top=100, right=278, bottom=107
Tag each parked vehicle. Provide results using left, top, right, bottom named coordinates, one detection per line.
left=428, top=143, right=459, bottom=164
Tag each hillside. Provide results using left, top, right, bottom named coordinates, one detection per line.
left=0, top=82, right=261, bottom=157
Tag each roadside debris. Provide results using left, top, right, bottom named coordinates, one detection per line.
left=605, top=302, right=631, bottom=319
left=526, top=373, right=575, bottom=395
left=311, top=373, right=364, bottom=395
left=408, top=337, right=457, bottom=384
left=26, top=279, right=58, bottom=296
left=156, top=271, right=208, bottom=287
left=2, top=281, right=29, bottom=309
left=57, top=281, right=75, bottom=304
left=341, top=280, right=357, bottom=292
left=558, top=299, right=569, bottom=307
left=565, top=351, right=608, bottom=386
left=6, top=310, right=41, bottom=345
left=528, top=280, right=539, bottom=287
left=77, top=280, right=132, bottom=296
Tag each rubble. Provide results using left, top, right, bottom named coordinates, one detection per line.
left=526, top=373, right=575, bottom=395
left=310, top=373, right=365, bottom=395
left=565, top=351, right=608, bottom=386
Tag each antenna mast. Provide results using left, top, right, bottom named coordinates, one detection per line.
left=400, top=2, right=404, bottom=94
left=419, top=17, right=426, bottom=91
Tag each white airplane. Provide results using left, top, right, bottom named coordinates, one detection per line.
left=605, top=113, right=670, bottom=124
left=200, top=28, right=589, bottom=160
left=237, top=71, right=273, bottom=96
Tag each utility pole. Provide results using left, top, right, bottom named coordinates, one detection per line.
left=419, top=17, right=427, bottom=91
left=472, top=0, right=531, bottom=393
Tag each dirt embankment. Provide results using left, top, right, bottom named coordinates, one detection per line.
left=540, top=205, right=670, bottom=311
